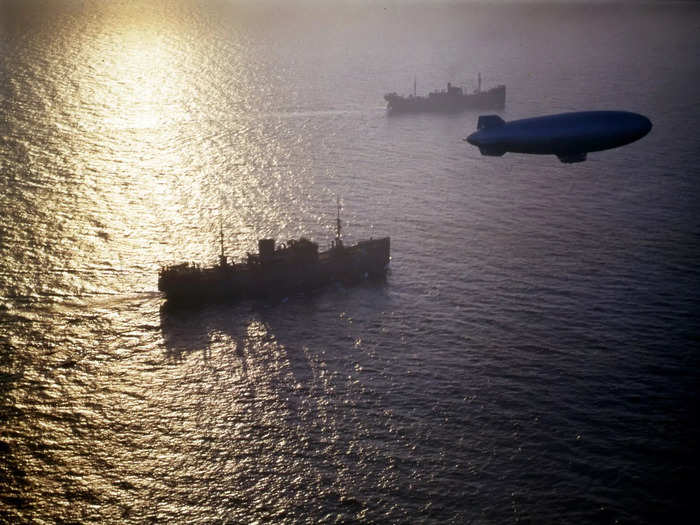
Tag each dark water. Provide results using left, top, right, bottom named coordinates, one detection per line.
left=1, top=1, right=699, bottom=523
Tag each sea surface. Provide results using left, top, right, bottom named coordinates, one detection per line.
left=1, top=1, right=699, bottom=523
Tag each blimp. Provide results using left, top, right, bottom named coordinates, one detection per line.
left=465, top=110, right=652, bottom=163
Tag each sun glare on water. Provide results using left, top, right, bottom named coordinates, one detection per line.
left=81, top=20, right=185, bottom=132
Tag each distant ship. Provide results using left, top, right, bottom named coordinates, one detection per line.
left=158, top=202, right=390, bottom=305
left=384, top=73, right=505, bottom=114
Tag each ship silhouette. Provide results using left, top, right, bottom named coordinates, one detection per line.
left=158, top=201, right=390, bottom=305
left=384, top=73, right=505, bottom=114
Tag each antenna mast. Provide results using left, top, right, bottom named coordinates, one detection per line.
left=219, top=216, right=226, bottom=266
left=335, top=196, right=342, bottom=247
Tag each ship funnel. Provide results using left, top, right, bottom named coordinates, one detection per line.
left=258, top=238, right=275, bottom=259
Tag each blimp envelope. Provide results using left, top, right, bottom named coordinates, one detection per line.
left=465, top=111, right=652, bottom=163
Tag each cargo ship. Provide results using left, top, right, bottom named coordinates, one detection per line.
left=158, top=203, right=390, bottom=305
left=384, top=74, right=505, bottom=114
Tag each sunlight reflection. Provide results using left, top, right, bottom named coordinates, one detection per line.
left=57, top=11, right=210, bottom=293
left=83, top=23, right=183, bottom=131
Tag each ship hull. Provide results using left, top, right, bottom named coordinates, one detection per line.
left=158, top=237, right=390, bottom=305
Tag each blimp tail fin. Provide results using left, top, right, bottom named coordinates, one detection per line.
left=477, top=115, right=505, bottom=130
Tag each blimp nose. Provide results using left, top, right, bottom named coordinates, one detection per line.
left=626, top=112, right=653, bottom=139
left=637, top=114, right=652, bottom=137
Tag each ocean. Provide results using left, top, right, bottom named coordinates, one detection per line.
left=1, top=1, right=698, bottom=523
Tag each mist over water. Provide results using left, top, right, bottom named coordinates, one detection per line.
left=1, top=1, right=699, bottom=523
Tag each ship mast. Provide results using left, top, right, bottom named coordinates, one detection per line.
left=414, top=76, right=417, bottom=97
left=335, top=196, right=343, bottom=248
left=219, top=216, right=226, bottom=266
